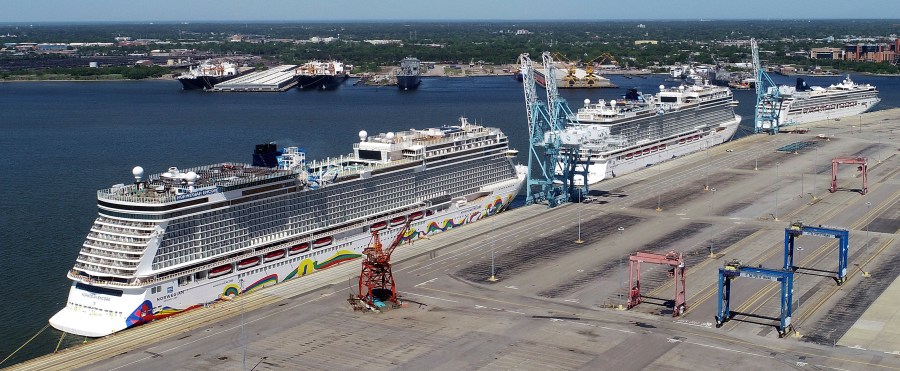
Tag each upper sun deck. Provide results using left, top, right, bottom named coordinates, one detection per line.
left=97, top=118, right=509, bottom=206
left=574, top=84, right=733, bottom=124
left=356, top=118, right=505, bottom=153
left=98, top=163, right=296, bottom=205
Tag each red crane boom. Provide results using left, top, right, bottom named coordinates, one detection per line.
left=357, top=218, right=412, bottom=308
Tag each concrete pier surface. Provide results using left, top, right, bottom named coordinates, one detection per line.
left=8, top=109, right=899, bottom=370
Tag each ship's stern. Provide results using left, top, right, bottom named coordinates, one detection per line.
left=50, top=280, right=150, bottom=337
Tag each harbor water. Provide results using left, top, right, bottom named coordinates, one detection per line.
left=1, top=73, right=899, bottom=365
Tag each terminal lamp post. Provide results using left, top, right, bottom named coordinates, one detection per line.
left=575, top=192, right=584, bottom=244
left=709, top=188, right=717, bottom=257
left=774, top=162, right=781, bottom=221
left=863, top=201, right=872, bottom=278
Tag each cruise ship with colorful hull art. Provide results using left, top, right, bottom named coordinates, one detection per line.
left=49, top=118, right=525, bottom=337
left=557, top=83, right=740, bottom=184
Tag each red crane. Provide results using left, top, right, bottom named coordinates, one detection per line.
left=357, top=218, right=412, bottom=309
left=830, top=157, right=868, bottom=195
left=627, top=251, right=687, bottom=317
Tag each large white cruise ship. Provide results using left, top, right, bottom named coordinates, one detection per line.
left=50, top=118, right=525, bottom=337
left=556, top=83, right=741, bottom=185
left=759, top=75, right=880, bottom=130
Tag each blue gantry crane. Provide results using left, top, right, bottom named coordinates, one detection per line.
left=715, top=260, right=795, bottom=337
left=784, top=222, right=850, bottom=284
left=752, top=38, right=783, bottom=134
left=518, top=52, right=586, bottom=207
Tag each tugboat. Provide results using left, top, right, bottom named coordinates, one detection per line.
left=176, top=60, right=243, bottom=90
left=397, top=57, right=422, bottom=90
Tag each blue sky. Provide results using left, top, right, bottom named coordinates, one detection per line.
left=2, top=0, right=898, bottom=23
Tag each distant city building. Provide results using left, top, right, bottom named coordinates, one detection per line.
left=364, top=39, right=402, bottom=45
left=634, top=40, right=658, bottom=45
left=515, top=29, right=531, bottom=35
left=843, top=41, right=897, bottom=63
left=637, top=24, right=646, bottom=29
left=810, top=47, right=844, bottom=60
left=719, top=40, right=753, bottom=47
left=229, top=35, right=243, bottom=42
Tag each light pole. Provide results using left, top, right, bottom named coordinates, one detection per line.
left=864, top=202, right=872, bottom=277
left=794, top=245, right=804, bottom=337
left=656, top=154, right=663, bottom=212
left=575, top=192, right=584, bottom=244
left=774, top=162, right=781, bottom=221
left=709, top=188, right=717, bottom=257
left=240, top=278, right=246, bottom=371
left=704, top=140, right=710, bottom=191
left=754, top=148, right=759, bottom=171
left=812, top=146, right=818, bottom=200
left=618, top=226, right=625, bottom=292
left=488, top=239, right=497, bottom=281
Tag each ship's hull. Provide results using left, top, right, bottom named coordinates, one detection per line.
left=298, top=74, right=348, bottom=90
left=177, top=74, right=240, bottom=90
left=397, top=75, right=421, bottom=90
left=49, top=177, right=524, bottom=337
left=777, top=96, right=880, bottom=128
left=573, top=115, right=740, bottom=184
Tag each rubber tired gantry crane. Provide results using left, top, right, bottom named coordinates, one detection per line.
left=715, top=260, right=795, bottom=337
left=830, top=157, right=868, bottom=195
left=626, top=251, right=687, bottom=316
left=518, top=52, right=587, bottom=207
left=785, top=222, right=850, bottom=284
left=356, top=219, right=412, bottom=310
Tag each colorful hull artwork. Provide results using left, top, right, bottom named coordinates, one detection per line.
left=283, top=250, right=362, bottom=281
left=400, top=196, right=507, bottom=243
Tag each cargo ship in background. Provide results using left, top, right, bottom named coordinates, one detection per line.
left=761, top=76, right=880, bottom=129
left=556, top=83, right=740, bottom=184
left=397, top=57, right=422, bottom=90
left=49, top=118, right=526, bottom=337
left=175, top=60, right=247, bottom=90
left=296, top=60, right=350, bottom=90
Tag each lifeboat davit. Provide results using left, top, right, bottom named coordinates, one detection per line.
left=371, top=221, right=387, bottom=231
left=409, top=211, right=424, bottom=220
left=289, top=242, right=309, bottom=255
left=264, top=250, right=285, bottom=262
left=238, top=257, right=261, bottom=270
left=209, top=264, right=233, bottom=278
left=312, top=236, right=333, bottom=249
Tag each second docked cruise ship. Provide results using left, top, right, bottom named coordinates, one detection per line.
left=556, top=83, right=740, bottom=184
left=758, top=76, right=880, bottom=131
left=50, top=118, right=525, bottom=337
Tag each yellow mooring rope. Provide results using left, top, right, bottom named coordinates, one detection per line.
left=54, top=331, right=67, bottom=353
left=0, top=323, right=50, bottom=366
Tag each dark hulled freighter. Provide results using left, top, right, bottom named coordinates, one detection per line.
left=397, top=57, right=422, bottom=90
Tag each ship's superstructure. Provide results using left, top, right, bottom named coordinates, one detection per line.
left=296, top=60, right=350, bottom=90
left=50, top=118, right=525, bottom=337
left=765, top=76, right=880, bottom=128
left=176, top=60, right=242, bottom=90
left=397, top=57, right=422, bottom=90
left=558, top=83, right=741, bottom=184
